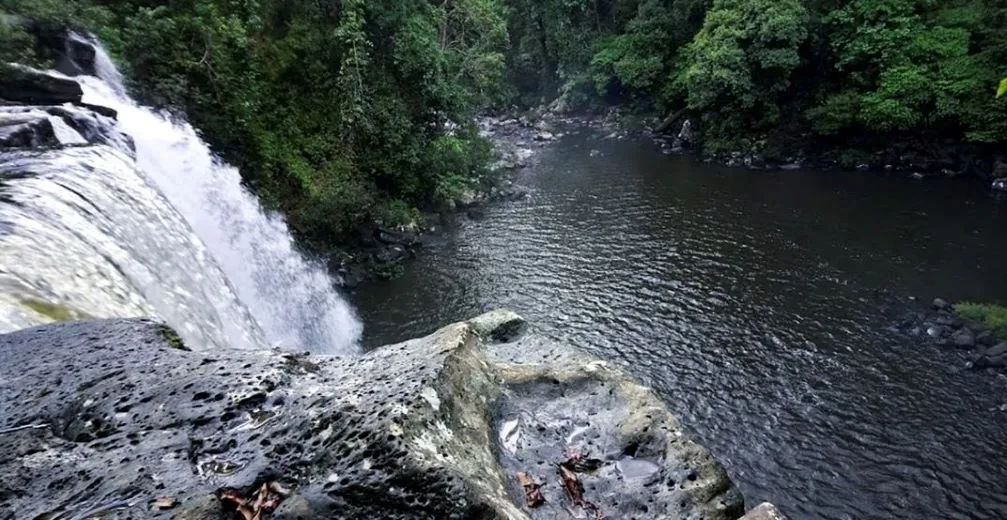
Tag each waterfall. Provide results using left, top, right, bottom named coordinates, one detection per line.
left=0, top=41, right=362, bottom=354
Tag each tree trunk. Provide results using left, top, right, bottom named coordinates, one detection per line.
left=654, top=107, right=688, bottom=134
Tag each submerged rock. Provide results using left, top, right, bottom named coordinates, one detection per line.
left=0, top=312, right=759, bottom=519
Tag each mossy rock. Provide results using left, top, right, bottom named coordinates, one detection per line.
left=19, top=297, right=88, bottom=322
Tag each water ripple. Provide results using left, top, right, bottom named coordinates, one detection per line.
left=357, top=134, right=1007, bottom=519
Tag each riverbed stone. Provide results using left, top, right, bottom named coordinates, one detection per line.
left=976, top=330, right=998, bottom=347
left=951, top=327, right=976, bottom=348
left=973, top=343, right=1007, bottom=370
left=0, top=313, right=753, bottom=519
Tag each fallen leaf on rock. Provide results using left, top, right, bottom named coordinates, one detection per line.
left=218, top=482, right=290, bottom=520
left=558, top=464, right=584, bottom=506
left=584, top=500, right=606, bottom=520
left=516, top=472, right=545, bottom=508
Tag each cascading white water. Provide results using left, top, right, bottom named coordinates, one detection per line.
left=0, top=39, right=362, bottom=354
left=0, top=146, right=267, bottom=351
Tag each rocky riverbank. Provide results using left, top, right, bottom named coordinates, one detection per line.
left=534, top=90, right=1007, bottom=192
left=653, top=119, right=1007, bottom=192
left=0, top=311, right=784, bottom=519
left=335, top=106, right=639, bottom=287
left=885, top=296, right=1007, bottom=375
left=334, top=116, right=547, bottom=287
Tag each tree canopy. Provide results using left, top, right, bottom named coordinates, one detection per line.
left=2, top=0, right=1006, bottom=246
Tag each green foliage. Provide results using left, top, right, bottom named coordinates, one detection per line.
left=0, top=13, right=36, bottom=65
left=4, top=0, right=1007, bottom=250
left=680, top=0, right=808, bottom=138
left=2, top=0, right=508, bottom=247
left=811, top=0, right=1007, bottom=141
left=955, top=302, right=1007, bottom=339
left=156, top=325, right=190, bottom=351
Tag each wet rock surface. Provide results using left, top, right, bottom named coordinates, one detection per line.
left=0, top=65, right=83, bottom=105
left=0, top=312, right=766, bottom=519
left=488, top=335, right=744, bottom=520
left=0, top=70, right=128, bottom=153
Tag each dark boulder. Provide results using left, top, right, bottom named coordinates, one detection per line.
left=976, top=330, right=999, bottom=347
left=0, top=111, right=58, bottom=148
left=0, top=64, right=83, bottom=105
left=972, top=343, right=1007, bottom=370
left=374, top=243, right=409, bottom=263
left=376, top=226, right=419, bottom=247
left=933, top=314, right=964, bottom=329
left=56, top=33, right=98, bottom=77
left=950, top=327, right=976, bottom=349
left=932, top=298, right=950, bottom=311
left=77, top=102, right=118, bottom=119
left=19, top=24, right=99, bottom=77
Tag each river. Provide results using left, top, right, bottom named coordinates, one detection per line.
left=354, top=130, right=1007, bottom=519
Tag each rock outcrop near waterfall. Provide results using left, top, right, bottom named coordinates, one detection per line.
left=1, top=65, right=126, bottom=151
left=0, top=312, right=779, bottom=519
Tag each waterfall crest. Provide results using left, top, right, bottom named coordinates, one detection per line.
left=0, top=39, right=362, bottom=354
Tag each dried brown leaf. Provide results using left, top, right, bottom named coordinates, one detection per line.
left=558, top=464, right=584, bottom=506
left=516, top=472, right=546, bottom=508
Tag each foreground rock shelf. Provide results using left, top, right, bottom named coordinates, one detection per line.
left=0, top=311, right=779, bottom=519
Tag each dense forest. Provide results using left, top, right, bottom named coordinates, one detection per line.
left=2, top=0, right=1006, bottom=249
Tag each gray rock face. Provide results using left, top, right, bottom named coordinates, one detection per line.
left=488, top=335, right=743, bottom=520
left=0, top=312, right=756, bottom=519
left=0, top=64, right=83, bottom=105
left=470, top=309, right=527, bottom=343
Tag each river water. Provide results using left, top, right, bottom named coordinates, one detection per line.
left=355, top=131, right=1007, bottom=519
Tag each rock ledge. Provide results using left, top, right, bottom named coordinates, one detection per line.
left=0, top=312, right=779, bottom=519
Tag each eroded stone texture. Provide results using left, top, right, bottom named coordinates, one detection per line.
left=0, top=312, right=762, bottom=519
left=488, top=335, right=744, bottom=520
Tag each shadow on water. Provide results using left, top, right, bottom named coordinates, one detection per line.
left=354, top=132, right=1007, bottom=519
